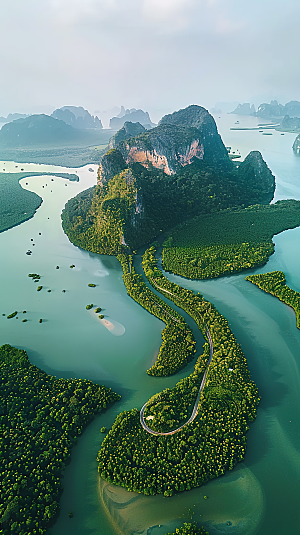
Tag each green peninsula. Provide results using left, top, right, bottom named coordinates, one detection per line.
left=245, top=270, right=300, bottom=328
left=97, top=248, right=259, bottom=496
left=0, top=344, right=120, bottom=535
left=0, top=171, right=79, bottom=233
left=118, top=253, right=196, bottom=376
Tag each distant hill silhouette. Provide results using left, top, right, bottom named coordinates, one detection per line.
left=51, top=106, right=103, bottom=129
left=109, top=108, right=155, bottom=129
left=256, top=100, right=300, bottom=119
left=0, top=114, right=103, bottom=147
left=0, top=113, right=29, bottom=122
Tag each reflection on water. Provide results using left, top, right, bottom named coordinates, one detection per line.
left=100, top=464, right=263, bottom=535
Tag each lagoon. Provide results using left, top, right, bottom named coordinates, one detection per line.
left=1, top=114, right=300, bottom=534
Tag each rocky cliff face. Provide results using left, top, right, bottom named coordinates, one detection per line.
left=100, top=105, right=230, bottom=180
left=97, top=149, right=127, bottom=185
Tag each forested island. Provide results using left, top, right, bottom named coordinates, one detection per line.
left=0, top=344, right=120, bottom=535
left=62, top=105, right=275, bottom=254
left=245, top=271, right=300, bottom=328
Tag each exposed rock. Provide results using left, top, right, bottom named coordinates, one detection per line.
left=104, top=105, right=229, bottom=177
left=97, top=149, right=127, bottom=185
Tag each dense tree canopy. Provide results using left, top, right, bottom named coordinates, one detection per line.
left=0, top=344, right=120, bottom=535
left=162, top=200, right=300, bottom=279
left=246, top=270, right=300, bottom=328
left=97, top=248, right=259, bottom=496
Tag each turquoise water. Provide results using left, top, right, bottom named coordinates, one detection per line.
left=1, top=117, right=300, bottom=534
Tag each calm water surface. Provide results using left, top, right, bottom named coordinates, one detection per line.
left=1, top=116, right=300, bottom=534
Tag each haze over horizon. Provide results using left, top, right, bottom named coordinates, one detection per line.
left=1, top=0, right=299, bottom=124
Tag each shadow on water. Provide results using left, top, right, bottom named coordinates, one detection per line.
left=19, top=345, right=133, bottom=405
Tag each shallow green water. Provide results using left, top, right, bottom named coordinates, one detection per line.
left=1, top=117, right=300, bottom=534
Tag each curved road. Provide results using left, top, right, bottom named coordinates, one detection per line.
left=140, top=325, right=214, bottom=436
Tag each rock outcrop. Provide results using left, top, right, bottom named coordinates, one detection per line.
left=97, top=149, right=127, bottom=185
left=100, top=105, right=230, bottom=179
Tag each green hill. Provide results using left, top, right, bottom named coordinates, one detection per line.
left=0, top=114, right=107, bottom=148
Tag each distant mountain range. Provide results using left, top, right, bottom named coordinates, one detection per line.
left=51, top=106, right=103, bottom=129
left=0, top=113, right=29, bottom=122
left=230, top=100, right=300, bottom=120
left=109, top=107, right=155, bottom=129
left=0, top=114, right=102, bottom=147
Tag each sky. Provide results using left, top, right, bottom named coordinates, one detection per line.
left=0, top=0, right=299, bottom=124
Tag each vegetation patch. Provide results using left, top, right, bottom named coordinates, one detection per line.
left=97, top=249, right=259, bottom=496
left=167, top=523, right=209, bottom=535
left=245, top=270, right=300, bottom=328
left=7, top=311, right=18, bottom=319
left=163, top=200, right=300, bottom=279
left=62, top=169, right=136, bottom=255
left=118, top=253, right=196, bottom=376
left=0, top=344, right=120, bottom=535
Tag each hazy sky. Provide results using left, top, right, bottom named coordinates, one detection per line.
left=1, top=0, right=299, bottom=122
